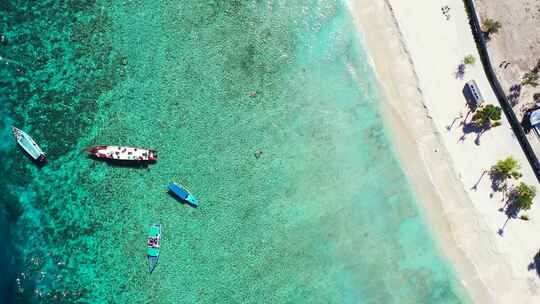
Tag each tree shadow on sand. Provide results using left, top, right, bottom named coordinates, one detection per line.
left=527, top=250, right=540, bottom=278
left=458, top=86, right=490, bottom=145
left=488, top=170, right=512, bottom=194
left=455, top=63, right=466, bottom=80
left=497, top=200, right=519, bottom=236
left=459, top=120, right=487, bottom=145
left=497, top=186, right=532, bottom=236
left=507, top=84, right=522, bottom=107
left=471, top=170, right=487, bottom=191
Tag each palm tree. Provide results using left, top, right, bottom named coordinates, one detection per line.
left=456, top=55, right=476, bottom=79
left=510, top=182, right=536, bottom=211
left=491, top=157, right=522, bottom=180
left=482, top=18, right=502, bottom=39
left=463, top=55, right=476, bottom=65
left=522, top=71, right=539, bottom=87
left=490, top=157, right=521, bottom=192
left=472, top=104, right=502, bottom=129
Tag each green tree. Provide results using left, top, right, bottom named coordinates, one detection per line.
left=510, top=182, right=536, bottom=211
left=482, top=18, right=502, bottom=38
left=472, top=104, right=502, bottom=128
left=463, top=55, right=476, bottom=65
left=522, top=71, right=539, bottom=87
left=491, top=157, right=522, bottom=180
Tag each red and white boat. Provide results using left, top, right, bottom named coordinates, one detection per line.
left=86, top=146, right=157, bottom=161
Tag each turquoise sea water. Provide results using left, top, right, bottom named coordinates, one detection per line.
left=1, top=1, right=469, bottom=303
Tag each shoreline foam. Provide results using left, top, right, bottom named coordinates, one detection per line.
left=347, top=0, right=540, bottom=303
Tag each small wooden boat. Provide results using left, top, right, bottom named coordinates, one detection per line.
left=12, top=127, right=47, bottom=163
left=147, top=224, right=161, bottom=274
left=86, top=145, right=157, bottom=161
left=168, top=183, right=198, bottom=206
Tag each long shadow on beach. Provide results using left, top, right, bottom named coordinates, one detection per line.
left=471, top=170, right=487, bottom=190
left=459, top=121, right=485, bottom=145
left=528, top=250, right=540, bottom=278
left=488, top=172, right=509, bottom=194
left=458, top=86, right=489, bottom=145
left=497, top=200, right=520, bottom=236
left=462, top=85, right=479, bottom=112
left=507, top=84, right=522, bottom=107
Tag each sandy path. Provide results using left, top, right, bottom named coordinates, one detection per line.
left=346, top=0, right=540, bottom=302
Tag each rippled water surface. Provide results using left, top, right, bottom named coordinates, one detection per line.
left=0, top=1, right=468, bottom=303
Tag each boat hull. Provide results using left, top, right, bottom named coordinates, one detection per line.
left=87, top=145, right=157, bottom=161
left=147, top=224, right=161, bottom=274
left=12, top=127, right=47, bottom=163
left=148, top=256, right=159, bottom=274
left=168, top=183, right=198, bottom=206
left=37, top=154, right=48, bottom=163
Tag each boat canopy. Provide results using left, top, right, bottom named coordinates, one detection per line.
left=147, top=225, right=160, bottom=257
left=148, top=247, right=159, bottom=257
left=168, top=183, right=189, bottom=199
left=13, top=127, right=45, bottom=160
left=465, top=80, right=484, bottom=106
left=149, top=225, right=160, bottom=236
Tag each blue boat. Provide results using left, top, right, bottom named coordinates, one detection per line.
left=147, top=224, right=161, bottom=274
left=168, top=183, right=198, bottom=206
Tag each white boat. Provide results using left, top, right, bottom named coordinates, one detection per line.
left=86, top=145, right=157, bottom=161
left=12, top=126, right=47, bottom=163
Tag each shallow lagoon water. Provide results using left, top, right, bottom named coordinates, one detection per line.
left=1, top=1, right=468, bottom=303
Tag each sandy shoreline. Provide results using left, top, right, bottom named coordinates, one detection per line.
left=347, top=0, right=540, bottom=303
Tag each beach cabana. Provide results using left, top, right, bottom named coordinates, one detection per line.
left=465, top=80, right=484, bottom=107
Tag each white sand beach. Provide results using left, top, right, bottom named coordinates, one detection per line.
left=347, top=0, right=540, bottom=303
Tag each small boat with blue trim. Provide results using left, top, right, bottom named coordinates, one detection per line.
left=168, top=183, right=198, bottom=206
left=12, top=127, right=47, bottom=163
left=147, top=224, right=161, bottom=274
